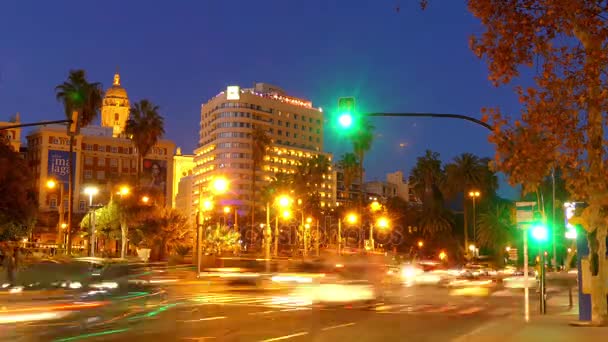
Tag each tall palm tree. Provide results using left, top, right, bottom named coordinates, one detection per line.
left=338, top=153, right=359, bottom=202
left=125, top=99, right=165, bottom=181
left=55, top=69, right=103, bottom=253
left=476, top=203, right=517, bottom=264
left=250, top=126, right=271, bottom=233
left=350, top=119, right=374, bottom=248
left=444, top=153, right=496, bottom=251
left=409, top=150, right=445, bottom=205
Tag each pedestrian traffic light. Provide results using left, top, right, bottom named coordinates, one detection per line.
left=531, top=224, right=548, bottom=242
left=337, top=97, right=356, bottom=130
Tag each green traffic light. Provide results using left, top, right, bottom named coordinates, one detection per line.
left=338, top=113, right=353, bottom=128
left=531, top=225, right=548, bottom=242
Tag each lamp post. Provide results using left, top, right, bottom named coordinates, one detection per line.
left=338, top=213, right=358, bottom=255
left=84, top=186, right=99, bottom=257
left=273, top=195, right=292, bottom=257
left=196, top=177, right=228, bottom=276
left=46, top=179, right=65, bottom=248
left=468, top=190, right=481, bottom=244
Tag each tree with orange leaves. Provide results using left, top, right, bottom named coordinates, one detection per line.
left=467, top=0, right=608, bottom=325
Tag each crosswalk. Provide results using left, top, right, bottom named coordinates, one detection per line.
left=176, top=293, right=514, bottom=317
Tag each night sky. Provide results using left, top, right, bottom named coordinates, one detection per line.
left=1, top=1, right=525, bottom=198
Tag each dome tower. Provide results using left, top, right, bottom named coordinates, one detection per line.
left=101, top=72, right=130, bottom=137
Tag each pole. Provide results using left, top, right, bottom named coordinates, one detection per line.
left=338, top=219, right=342, bottom=255
left=464, top=201, right=469, bottom=258
left=552, top=168, right=557, bottom=268
left=370, top=224, right=374, bottom=251
left=235, top=209, right=238, bottom=232
left=88, top=194, right=95, bottom=257
left=273, top=213, right=278, bottom=257
left=57, top=185, right=64, bottom=246
left=524, top=228, right=530, bottom=322
left=316, top=219, right=320, bottom=257
left=66, top=134, right=74, bottom=255
left=196, top=211, right=202, bottom=276
left=472, top=197, right=477, bottom=243
left=540, top=249, right=547, bottom=314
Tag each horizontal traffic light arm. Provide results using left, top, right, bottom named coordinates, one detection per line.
left=366, top=112, right=492, bottom=131
left=0, top=119, right=72, bottom=130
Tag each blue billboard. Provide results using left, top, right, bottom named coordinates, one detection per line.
left=47, top=150, right=76, bottom=190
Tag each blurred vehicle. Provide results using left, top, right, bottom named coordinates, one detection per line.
left=502, top=271, right=538, bottom=289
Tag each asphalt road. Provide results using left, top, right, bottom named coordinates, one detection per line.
left=2, top=284, right=529, bottom=342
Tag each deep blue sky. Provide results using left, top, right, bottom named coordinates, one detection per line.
left=1, top=1, right=523, bottom=198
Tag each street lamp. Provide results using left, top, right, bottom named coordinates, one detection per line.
left=83, top=186, right=99, bottom=257
left=118, top=185, right=130, bottom=197
left=338, top=213, right=358, bottom=255
left=47, top=179, right=66, bottom=247
left=141, top=196, right=150, bottom=204
left=376, top=217, right=389, bottom=229
left=277, top=195, right=292, bottom=208
left=369, top=216, right=390, bottom=251
left=468, top=190, right=481, bottom=243
left=212, top=177, right=229, bottom=194
left=370, top=201, right=382, bottom=212
left=418, top=240, right=424, bottom=248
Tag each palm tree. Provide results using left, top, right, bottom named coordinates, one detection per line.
left=476, top=203, right=517, bottom=264
left=55, top=70, right=103, bottom=252
left=444, top=153, right=496, bottom=251
left=250, top=126, right=272, bottom=233
left=125, top=99, right=165, bottom=181
left=350, top=119, right=374, bottom=248
left=338, top=153, right=359, bottom=202
left=409, top=150, right=445, bottom=205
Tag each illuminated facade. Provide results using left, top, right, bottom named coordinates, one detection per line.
left=27, top=73, right=176, bottom=218
left=194, top=83, right=333, bottom=216
left=172, top=147, right=195, bottom=208
left=0, top=113, right=22, bottom=151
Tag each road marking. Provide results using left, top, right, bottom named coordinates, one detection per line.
left=456, top=306, right=483, bottom=315
left=180, top=316, right=226, bottom=322
left=425, top=305, right=457, bottom=313
left=260, top=332, right=309, bottom=341
left=321, top=322, right=356, bottom=331
left=249, top=310, right=278, bottom=315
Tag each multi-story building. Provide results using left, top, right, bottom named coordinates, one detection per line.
left=0, top=113, right=22, bottom=151
left=194, top=83, right=333, bottom=217
left=172, top=147, right=195, bottom=212
left=363, top=170, right=415, bottom=203
left=27, top=73, right=176, bottom=222
left=333, top=164, right=364, bottom=207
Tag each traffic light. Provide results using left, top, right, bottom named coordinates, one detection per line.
left=337, top=97, right=356, bottom=130
left=531, top=224, right=548, bottom=242
left=68, top=110, right=79, bottom=135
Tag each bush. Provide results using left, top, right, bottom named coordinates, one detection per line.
left=174, top=244, right=191, bottom=257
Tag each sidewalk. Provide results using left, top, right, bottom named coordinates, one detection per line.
left=454, top=295, right=608, bottom=341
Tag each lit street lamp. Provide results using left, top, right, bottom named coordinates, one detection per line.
left=370, top=216, right=390, bottom=251
left=84, top=186, right=99, bottom=257
left=418, top=240, right=424, bottom=248
left=338, top=213, right=358, bottom=255
left=468, top=190, right=481, bottom=244
left=46, top=179, right=66, bottom=247
left=196, top=176, right=229, bottom=275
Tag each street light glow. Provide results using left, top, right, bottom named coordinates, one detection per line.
left=119, top=186, right=130, bottom=196
left=202, top=199, right=213, bottom=211
left=418, top=240, right=424, bottom=248
left=505, top=246, right=511, bottom=252
left=212, top=177, right=229, bottom=194
left=370, top=201, right=382, bottom=212
left=277, top=195, right=291, bottom=208
left=61, top=223, right=67, bottom=229
left=282, top=210, right=291, bottom=219
left=468, top=190, right=481, bottom=198
left=306, top=217, right=313, bottom=224
left=84, top=186, right=99, bottom=196
left=46, top=179, right=57, bottom=189
left=346, top=213, right=358, bottom=224
left=376, top=217, right=389, bottom=229
left=141, top=196, right=150, bottom=204
left=439, top=251, right=447, bottom=260
left=469, top=244, right=476, bottom=252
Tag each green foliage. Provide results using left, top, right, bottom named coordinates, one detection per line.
left=55, top=69, right=103, bottom=127
left=0, top=141, right=37, bottom=240
left=80, top=201, right=121, bottom=239
left=338, top=153, right=359, bottom=201
left=476, top=203, right=517, bottom=251
left=202, top=225, right=241, bottom=255
left=409, top=150, right=445, bottom=203
left=125, top=100, right=165, bottom=160
left=444, top=153, right=497, bottom=199
left=250, top=126, right=272, bottom=226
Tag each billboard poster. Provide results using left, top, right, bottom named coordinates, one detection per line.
left=142, top=159, right=167, bottom=195
left=47, top=150, right=76, bottom=190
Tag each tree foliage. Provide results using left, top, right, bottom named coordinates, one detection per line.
left=55, top=69, right=103, bottom=127
left=338, top=152, right=359, bottom=201
left=125, top=99, right=165, bottom=180
left=250, top=126, right=272, bottom=227
left=0, top=141, right=37, bottom=240
left=468, top=0, right=608, bottom=324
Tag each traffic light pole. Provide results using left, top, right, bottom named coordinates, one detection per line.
left=365, top=112, right=493, bottom=131
left=540, top=249, right=547, bottom=314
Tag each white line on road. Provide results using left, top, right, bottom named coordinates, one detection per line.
left=259, top=332, right=309, bottom=341
left=180, top=316, right=227, bottom=322
left=321, top=322, right=356, bottom=331
left=249, top=310, right=278, bottom=315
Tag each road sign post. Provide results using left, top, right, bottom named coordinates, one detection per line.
left=516, top=201, right=536, bottom=322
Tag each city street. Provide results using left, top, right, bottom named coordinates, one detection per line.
left=1, top=283, right=533, bottom=341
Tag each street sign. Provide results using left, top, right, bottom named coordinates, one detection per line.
left=508, top=248, right=518, bottom=261
left=516, top=201, right=536, bottom=226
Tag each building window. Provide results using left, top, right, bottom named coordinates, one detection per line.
left=85, top=157, right=93, bottom=165
left=111, top=146, right=118, bottom=153
left=97, top=170, right=105, bottom=179
left=278, top=130, right=282, bottom=136
left=115, top=113, right=119, bottom=121
left=98, top=145, right=105, bottom=152
left=79, top=200, right=86, bottom=211
left=110, top=158, right=118, bottom=167
left=86, top=144, right=93, bottom=151
left=97, top=158, right=105, bottom=166
left=49, top=197, right=57, bottom=208
left=84, top=170, right=92, bottom=179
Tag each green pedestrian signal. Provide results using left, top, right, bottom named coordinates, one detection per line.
left=337, top=97, right=356, bottom=129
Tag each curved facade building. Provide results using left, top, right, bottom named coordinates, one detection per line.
left=194, top=83, right=333, bottom=218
